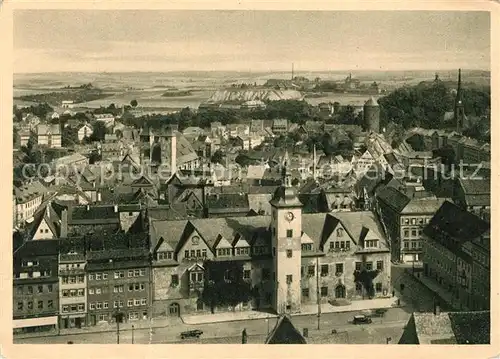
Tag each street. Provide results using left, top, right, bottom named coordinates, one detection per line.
left=15, top=264, right=434, bottom=345
left=15, top=308, right=410, bottom=344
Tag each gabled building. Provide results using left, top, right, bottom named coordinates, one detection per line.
left=265, top=315, right=307, bottom=344
left=36, top=124, right=62, bottom=148
left=453, top=178, right=490, bottom=221
left=14, top=181, right=48, bottom=226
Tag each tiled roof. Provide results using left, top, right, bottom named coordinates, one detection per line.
left=206, top=193, right=250, bottom=213
left=459, top=178, right=490, bottom=194
left=37, top=124, right=61, bottom=135
left=14, top=239, right=60, bottom=257
left=14, top=181, right=48, bottom=204
left=423, top=201, right=489, bottom=244
left=68, top=205, right=120, bottom=225
left=376, top=186, right=411, bottom=213
left=265, top=315, right=307, bottom=344
left=448, top=311, right=490, bottom=344
left=400, top=198, right=447, bottom=214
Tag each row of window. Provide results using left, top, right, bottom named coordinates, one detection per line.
left=62, top=289, right=85, bottom=297
left=14, top=270, right=52, bottom=279
left=62, top=304, right=85, bottom=313
left=330, top=241, right=351, bottom=250
left=88, top=269, right=146, bottom=281
left=401, top=217, right=430, bottom=225
left=17, top=300, right=54, bottom=311
left=402, top=229, right=423, bottom=238
left=21, top=261, right=39, bottom=267
left=403, top=241, right=423, bottom=249
left=16, top=284, right=54, bottom=295
left=355, top=261, right=384, bottom=271
left=61, top=275, right=85, bottom=284
left=89, top=298, right=147, bottom=310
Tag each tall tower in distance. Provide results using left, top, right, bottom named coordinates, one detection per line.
left=165, top=124, right=177, bottom=176
left=363, top=96, right=380, bottom=133
left=454, top=68, right=466, bottom=134
left=269, top=151, right=303, bottom=315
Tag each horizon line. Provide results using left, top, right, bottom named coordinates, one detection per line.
left=14, top=68, right=491, bottom=75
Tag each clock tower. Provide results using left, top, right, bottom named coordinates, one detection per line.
left=269, top=152, right=303, bottom=314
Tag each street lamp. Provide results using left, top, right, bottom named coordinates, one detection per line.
left=132, top=325, right=135, bottom=344
left=113, top=311, right=124, bottom=344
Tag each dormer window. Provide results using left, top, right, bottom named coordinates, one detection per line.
left=235, top=247, right=250, bottom=256
left=364, top=240, right=379, bottom=248
left=191, top=236, right=200, bottom=245
left=157, top=252, right=173, bottom=260
left=337, top=228, right=343, bottom=237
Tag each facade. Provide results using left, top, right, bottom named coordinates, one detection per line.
left=58, top=239, right=88, bottom=329
left=36, top=124, right=62, bottom=148
left=78, top=124, right=94, bottom=142
left=272, top=119, right=288, bottom=135
left=376, top=186, right=446, bottom=263
left=85, top=235, right=151, bottom=326
left=14, top=181, right=48, bottom=226
left=453, top=178, right=490, bottom=221
left=422, top=201, right=489, bottom=311
left=13, top=240, right=60, bottom=334
left=149, top=165, right=392, bottom=317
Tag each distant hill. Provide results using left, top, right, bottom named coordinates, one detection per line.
left=205, top=89, right=303, bottom=104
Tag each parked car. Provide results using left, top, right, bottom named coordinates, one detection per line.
left=180, top=329, right=203, bottom=339
left=352, top=315, right=372, bottom=324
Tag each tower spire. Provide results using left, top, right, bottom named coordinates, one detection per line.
left=282, top=149, right=292, bottom=187
left=454, top=68, right=465, bottom=134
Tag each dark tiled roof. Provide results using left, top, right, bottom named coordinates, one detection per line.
left=459, top=178, right=490, bottom=194
left=423, top=201, right=489, bottom=244
left=448, top=311, right=490, bottom=344
left=206, top=193, right=250, bottom=213
left=14, top=239, right=60, bottom=257
left=69, top=205, right=120, bottom=225
left=265, top=315, right=307, bottom=344
left=376, top=186, right=411, bottom=213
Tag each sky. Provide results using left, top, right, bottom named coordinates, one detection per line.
left=14, top=10, right=491, bottom=73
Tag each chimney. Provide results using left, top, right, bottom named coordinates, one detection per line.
left=60, top=209, right=68, bottom=238
left=97, top=192, right=102, bottom=202
left=114, top=204, right=118, bottom=213
left=46, top=201, right=51, bottom=218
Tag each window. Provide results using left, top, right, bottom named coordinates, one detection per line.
left=286, top=229, right=293, bottom=238
left=96, top=273, right=102, bottom=280
left=321, top=286, right=328, bottom=297
left=376, top=261, right=384, bottom=271
left=286, top=250, right=293, bottom=258
left=301, top=244, right=313, bottom=252
left=78, top=289, right=85, bottom=296
left=404, top=241, right=409, bottom=249
left=171, top=275, right=179, bottom=286
left=17, top=301, right=23, bottom=310
left=376, top=283, right=382, bottom=292
left=184, top=250, right=189, bottom=258
left=411, top=230, right=417, bottom=237
left=37, top=285, right=43, bottom=293
left=128, top=270, right=134, bottom=277
left=78, top=304, right=84, bottom=311
left=134, top=299, right=141, bottom=306
left=335, top=263, right=344, bottom=274
left=129, top=312, right=139, bottom=320
left=27, top=286, right=33, bottom=294
left=404, top=218, right=410, bottom=225
left=411, top=242, right=417, bottom=249
left=141, top=298, right=147, bottom=306
left=337, top=228, right=343, bottom=237
left=302, top=288, right=309, bottom=298
left=128, top=299, right=134, bottom=307
left=355, top=282, right=362, bottom=292
left=89, top=274, right=94, bottom=280
left=119, top=301, right=124, bottom=308
left=136, top=269, right=141, bottom=277
left=104, top=302, right=109, bottom=309
left=355, top=262, right=362, bottom=271
left=286, top=275, right=293, bottom=284
left=69, top=276, right=76, bottom=284
left=190, top=250, right=196, bottom=258
left=129, top=284, right=134, bottom=292
left=340, top=241, right=345, bottom=249
left=334, top=241, right=340, bottom=249
left=70, top=289, right=77, bottom=297
left=90, top=303, right=95, bottom=310
left=262, top=269, right=270, bottom=280
left=98, top=314, right=107, bottom=322
left=16, top=287, right=22, bottom=295
left=365, top=262, right=373, bottom=271
left=96, top=302, right=102, bottom=310
left=70, top=305, right=77, bottom=312
left=411, top=218, right=416, bottom=225
left=243, top=270, right=251, bottom=279
left=346, top=241, right=350, bottom=250
left=404, top=230, right=410, bottom=238
left=308, top=265, right=315, bottom=276
left=62, top=305, right=69, bottom=313
left=140, top=284, right=145, bottom=291
left=321, top=265, right=329, bottom=276
left=202, top=249, right=207, bottom=257
left=47, top=300, right=53, bottom=309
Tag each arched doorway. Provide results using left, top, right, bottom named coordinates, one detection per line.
left=335, top=284, right=346, bottom=299
left=168, top=302, right=180, bottom=317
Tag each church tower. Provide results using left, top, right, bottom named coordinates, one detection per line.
left=454, top=68, right=466, bottom=134
left=269, top=150, right=303, bottom=314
